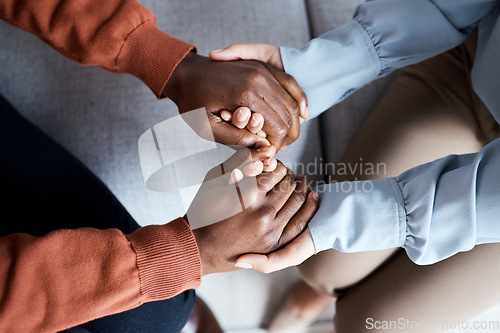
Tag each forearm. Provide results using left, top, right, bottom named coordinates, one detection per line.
left=281, top=0, right=497, bottom=117
left=0, top=0, right=194, bottom=97
left=310, top=139, right=500, bottom=265
left=0, top=218, right=201, bottom=332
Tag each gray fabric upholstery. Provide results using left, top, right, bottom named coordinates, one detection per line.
left=0, top=0, right=320, bottom=227
left=307, top=0, right=395, bottom=166
left=307, top=0, right=363, bottom=36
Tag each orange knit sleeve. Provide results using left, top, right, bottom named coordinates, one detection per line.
left=0, top=0, right=195, bottom=97
left=0, top=218, right=201, bottom=332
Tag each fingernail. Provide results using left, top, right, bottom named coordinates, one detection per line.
left=212, top=49, right=223, bottom=53
left=263, top=158, right=272, bottom=166
left=257, top=146, right=270, bottom=152
left=237, top=112, right=248, bottom=122
left=304, top=106, right=311, bottom=118
left=235, top=262, right=253, bottom=269
left=229, top=169, right=244, bottom=184
left=312, top=191, right=319, bottom=202
left=221, top=113, right=231, bottom=121
left=247, top=161, right=259, bottom=170
left=250, top=117, right=260, bottom=127
left=257, top=130, right=267, bottom=138
left=264, top=158, right=277, bottom=168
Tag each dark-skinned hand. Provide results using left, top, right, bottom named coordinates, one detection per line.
left=186, top=151, right=319, bottom=275
left=163, top=52, right=308, bottom=151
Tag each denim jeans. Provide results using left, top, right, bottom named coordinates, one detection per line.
left=0, top=95, right=195, bottom=332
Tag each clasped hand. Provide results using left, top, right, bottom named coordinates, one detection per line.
left=163, top=50, right=309, bottom=151
left=186, top=148, right=318, bottom=275
left=166, top=44, right=316, bottom=274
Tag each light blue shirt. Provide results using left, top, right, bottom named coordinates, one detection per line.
left=281, top=0, right=500, bottom=265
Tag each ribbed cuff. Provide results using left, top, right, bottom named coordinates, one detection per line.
left=117, top=21, right=195, bottom=98
left=126, top=218, right=202, bottom=301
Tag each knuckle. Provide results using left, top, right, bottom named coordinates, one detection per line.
left=280, top=175, right=296, bottom=193
left=259, top=204, right=277, bottom=220
left=256, top=222, right=268, bottom=235
left=256, top=174, right=268, bottom=190
left=274, top=123, right=289, bottom=139
left=282, top=72, right=296, bottom=85
left=253, top=206, right=276, bottom=231
left=294, top=190, right=307, bottom=206
left=273, top=162, right=287, bottom=178
left=257, top=217, right=272, bottom=235
left=297, top=214, right=309, bottom=231
left=265, top=234, right=280, bottom=253
left=289, top=99, right=300, bottom=116
left=282, top=114, right=293, bottom=131
left=288, top=222, right=303, bottom=241
left=296, top=221, right=305, bottom=235
left=284, top=168, right=295, bottom=182
left=238, top=89, right=256, bottom=105
left=246, top=68, right=267, bottom=84
left=250, top=212, right=268, bottom=234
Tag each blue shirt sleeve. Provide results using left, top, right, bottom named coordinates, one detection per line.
left=281, top=0, right=497, bottom=117
left=310, top=139, right=500, bottom=265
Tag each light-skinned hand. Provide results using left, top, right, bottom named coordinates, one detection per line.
left=210, top=43, right=284, bottom=70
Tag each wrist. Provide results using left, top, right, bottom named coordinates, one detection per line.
left=162, top=51, right=203, bottom=104
left=192, top=228, right=215, bottom=276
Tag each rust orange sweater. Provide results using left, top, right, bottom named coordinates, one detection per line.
left=0, top=0, right=195, bottom=97
left=0, top=0, right=202, bottom=331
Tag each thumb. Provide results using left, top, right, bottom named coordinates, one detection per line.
left=210, top=43, right=283, bottom=69
left=235, top=228, right=315, bottom=273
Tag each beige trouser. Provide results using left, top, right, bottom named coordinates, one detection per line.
left=300, top=31, right=500, bottom=332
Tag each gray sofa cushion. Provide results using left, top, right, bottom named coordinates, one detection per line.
left=0, top=0, right=321, bottom=227
left=307, top=0, right=363, bottom=36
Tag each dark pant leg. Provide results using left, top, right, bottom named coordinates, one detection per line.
left=0, top=95, right=195, bottom=332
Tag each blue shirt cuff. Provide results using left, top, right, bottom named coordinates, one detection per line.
left=280, top=20, right=381, bottom=118
left=309, top=178, right=406, bottom=254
